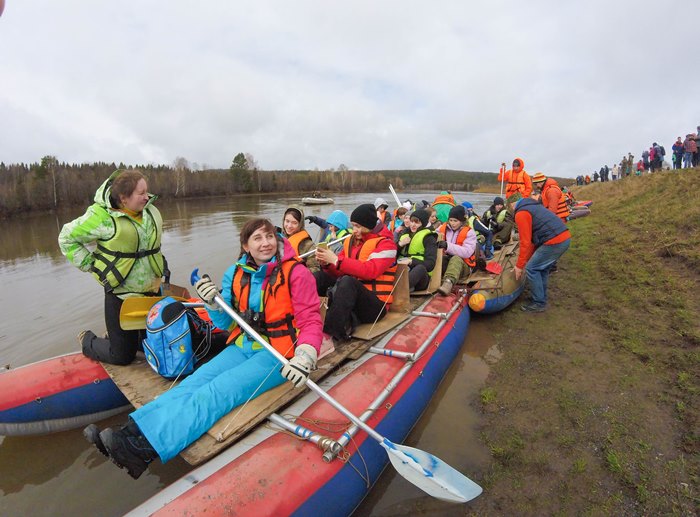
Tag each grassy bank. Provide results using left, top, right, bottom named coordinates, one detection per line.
left=470, top=170, right=699, bottom=515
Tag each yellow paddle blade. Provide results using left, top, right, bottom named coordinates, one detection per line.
left=119, top=295, right=189, bottom=331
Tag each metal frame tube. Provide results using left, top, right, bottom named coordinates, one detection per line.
left=323, top=293, right=467, bottom=461
left=267, top=413, right=342, bottom=460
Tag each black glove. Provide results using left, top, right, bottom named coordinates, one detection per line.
left=437, top=240, right=448, bottom=250
left=305, top=216, right=314, bottom=223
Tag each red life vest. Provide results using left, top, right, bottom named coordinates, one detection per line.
left=226, top=259, right=300, bottom=358
left=438, top=223, right=476, bottom=268
left=343, top=236, right=397, bottom=304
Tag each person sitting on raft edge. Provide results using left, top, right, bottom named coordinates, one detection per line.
left=280, top=205, right=319, bottom=272
left=395, top=208, right=438, bottom=292
left=305, top=209, right=351, bottom=253
left=313, top=203, right=398, bottom=343
left=435, top=205, right=477, bottom=296
left=83, top=218, right=323, bottom=479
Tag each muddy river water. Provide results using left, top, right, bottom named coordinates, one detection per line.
left=0, top=190, right=500, bottom=516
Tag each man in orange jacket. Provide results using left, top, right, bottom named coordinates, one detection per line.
left=498, top=158, right=532, bottom=199
left=508, top=192, right=571, bottom=312
left=531, top=172, right=570, bottom=222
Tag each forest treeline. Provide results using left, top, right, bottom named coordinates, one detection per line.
left=0, top=153, right=502, bottom=218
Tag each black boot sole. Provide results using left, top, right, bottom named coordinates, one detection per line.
left=83, top=424, right=108, bottom=457
left=99, top=428, right=149, bottom=480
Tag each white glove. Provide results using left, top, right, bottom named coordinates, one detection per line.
left=195, top=275, right=219, bottom=309
left=280, top=344, right=317, bottom=387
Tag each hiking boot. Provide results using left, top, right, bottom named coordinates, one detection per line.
left=99, top=427, right=158, bottom=479
left=493, top=242, right=503, bottom=250
left=78, top=330, right=96, bottom=354
left=521, top=303, right=546, bottom=313
left=549, top=263, right=559, bottom=273
left=437, top=278, right=454, bottom=296
left=83, top=424, right=108, bottom=457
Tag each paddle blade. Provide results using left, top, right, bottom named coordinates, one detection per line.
left=485, top=262, right=503, bottom=274
left=381, top=439, right=482, bottom=503
left=119, top=295, right=189, bottom=331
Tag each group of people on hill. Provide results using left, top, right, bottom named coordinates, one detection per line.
left=58, top=163, right=571, bottom=479
left=576, top=125, right=700, bottom=184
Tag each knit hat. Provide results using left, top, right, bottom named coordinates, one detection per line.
left=461, top=201, right=473, bottom=210
left=493, top=196, right=505, bottom=206
left=373, top=197, right=389, bottom=209
left=506, top=192, right=523, bottom=204
left=351, top=203, right=378, bottom=230
left=326, top=210, right=349, bottom=231
left=532, top=172, right=546, bottom=183
left=448, top=205, right=466, bottom=222
left=410, top=209, right=430, bottom=228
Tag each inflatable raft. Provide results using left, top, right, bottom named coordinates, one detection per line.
left=0, top=352, right=130, bottom=436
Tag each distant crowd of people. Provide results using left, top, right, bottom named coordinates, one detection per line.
left=575, top=125, right=699, bottom=185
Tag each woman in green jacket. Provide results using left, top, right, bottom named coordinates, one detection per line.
left=59, top=169, right=166, bottom=365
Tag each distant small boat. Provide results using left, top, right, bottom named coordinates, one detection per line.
left=302, top=196, right=334, bottom=205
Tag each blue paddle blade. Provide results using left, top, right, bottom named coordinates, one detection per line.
left=381, top=439, right=482, bottom=503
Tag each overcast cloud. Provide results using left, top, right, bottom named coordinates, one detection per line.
left=1, top=1, right=698, bottom=177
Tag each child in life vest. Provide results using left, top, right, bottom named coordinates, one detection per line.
left=436, top=205, right=478, bottom=296
left=280, top=206, right=319, bottom=272
left=395, top=209, right=438, bottom=292
left=305, top=210, right=351, bottom=253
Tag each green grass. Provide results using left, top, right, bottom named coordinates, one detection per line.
left=470, top=172, right=700, bottom=515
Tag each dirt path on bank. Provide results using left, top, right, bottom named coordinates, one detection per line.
left=466, top=173, right=699, bottom=516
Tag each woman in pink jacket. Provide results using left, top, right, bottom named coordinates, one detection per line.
left=84, top=218, right=323, bottom=479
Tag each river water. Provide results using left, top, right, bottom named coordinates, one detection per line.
left=0, top=190, right=500, bottom=516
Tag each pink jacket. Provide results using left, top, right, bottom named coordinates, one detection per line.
left=443, top=224, right=477, bottom=260
left=211, top=237, right=323, bottom=354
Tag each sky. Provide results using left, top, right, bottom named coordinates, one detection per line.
left=1, top=1, right=698, bottom=178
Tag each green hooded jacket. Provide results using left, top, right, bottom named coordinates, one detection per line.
left=58, top=170, right=165, bottom=298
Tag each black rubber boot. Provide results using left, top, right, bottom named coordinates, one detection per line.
left=83, top=424, right=108, bottom=457
left=99, top=426, right=158, bottom=479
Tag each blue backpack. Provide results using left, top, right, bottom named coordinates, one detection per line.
left=143, top=297, right=212, bottom=379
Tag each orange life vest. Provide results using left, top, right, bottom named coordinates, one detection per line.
left=541, top=179, right=571, bottom=222
left=378, top=210, right=390, bottom=225
left=438, top=223, right=476, bottom=268
left=226, top=259, right=300, bottom=358
left=286, top=229, right=311, bottom=256
left=432, top=193, right=456, bottom=206
left=504, top=169, right=532, bottom=198
left=343, top=236, right=397, bottom=304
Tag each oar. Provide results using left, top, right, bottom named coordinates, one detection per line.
left=499, top=162, right=506, bottom=198
left=119, top=295, right=195, bottom=331
left=389, top=183, right=402, bottom=208
left=190, top=269, right=482, bottom=503
left=297, top=234, right=351, bottom=259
